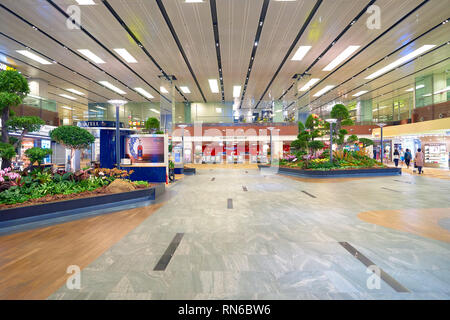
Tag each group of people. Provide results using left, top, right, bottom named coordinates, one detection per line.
left=392, top=147, right=425, bottom=174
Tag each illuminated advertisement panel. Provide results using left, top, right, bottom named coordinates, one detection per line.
left=125, top=136, right=164, bottom=163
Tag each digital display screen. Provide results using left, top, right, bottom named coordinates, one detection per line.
left=125, top=137, right=164, bottom=163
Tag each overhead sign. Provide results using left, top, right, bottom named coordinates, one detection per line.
left=77, top=120, right=124, bottom=128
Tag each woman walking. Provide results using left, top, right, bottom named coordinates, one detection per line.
left=393, top=149, right=400, bottom=167
left=404, top=149, right=412, bottom=168
left=415, top=148, right=425, bottom=174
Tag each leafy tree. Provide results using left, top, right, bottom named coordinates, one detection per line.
left=330, top=104, right=354, bottom=149
left=347, top=134, right=359, bottom=144
left=25, top=147, right=52, bottom=167
left=7, top=116, right=45, bottom=148
left=0, top=70, right=30, bottom=168
left=50, top=126, right=95, bottom=172
left=145, top=117, right=160, bottom=133
left=359, top=138, right=374, bottom=148
left=308, top=140, right=324, bottom=156
left=0, top=142, right=16, bottom=163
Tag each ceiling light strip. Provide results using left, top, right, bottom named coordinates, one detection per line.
left=294, top=0, right=433, bottom=104
left=44, top=0, right=164, bottom=102
left=101, top=0, right=187, bottom=103
left=155, top=0, right=207, bottom=102
left=254, top=0, right=323, bottom=109
left=239, top=0, right=270, bottom=108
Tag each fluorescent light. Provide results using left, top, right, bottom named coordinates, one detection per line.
left=150, top=108, right=160, bottom=114
left=291, top=46, right=311, bottom=61
left=422, top=93, right=431, bottom=97
left=405, top=88, right=414, bottom=92
left=135, top=87, right=154, bottom=99
left=365, top=45, right=436, bottom=79
left=62, top=106, right=73, bottom=110
left=99, top=81, right=126, bottom=94
left=160, top=86, right=168, bottom=93
left=185, top=0, right=203, bottom=2
left=66, top=88, right=84, bottom=96
left=77, top=49, right=105, bottom=64
left=95, top=106, right=106, bottom=110
left=75, top=0, right=96, bottom=4
left=434, top=86, right=450, bottom=94
left=416, top=84, right=425, bottom=89
left=352, top=90, right=368, bottom=97
left=114, top=48, right=137, bottom=63
left=233, top=85, right=241, bottom=98
left=180, top=86, right=190, bottom=93
left=59, top=94, right=77, bottom=100
left=216, top=108, right=222, bottom=113
left=16, top=50, right=52, bottom=64
left=323, top=46, right=360, bottom=71
left=299, top=78, right=320, bottom=91
left=209, top=79, right=219, bottom=93
left=313, top=85, right=334, bottom=97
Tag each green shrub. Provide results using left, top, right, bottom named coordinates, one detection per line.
left=25, top=147, right=52, bottom=166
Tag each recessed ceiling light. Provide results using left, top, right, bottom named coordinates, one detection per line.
left=322, top=46, right=360, bottom=71
left=150, top=108, right=160, bottom=114
left=180, top=86, right=190, bottom=93
left=352, top=90, right=368, bottom=97
left=77, top=49, right=105, bottom=64
left=114, top=48, right=137, bottom=63
left=216, top=107, right=222, bottom=113
left=291, top=46, right=312, bottom=61
left=299, top=78, right=320, bottom=91
left=99, top=81, right=126, bottom=94
left=66, top=88, right=85, bottom=96
left=313, top=85, right=334, bottom=97
left=135, top=87, right=154, bottom=99
left=75, top=0, right=96, bottom=4
left=233, top=85, right=241, bottom=98
left=62, top=106, right=74, bottom=110
left=160, top=86, right=168, bottom=93
left=209, top=79, right=219, bottom=93
left=59, top=94, right=77, bottom=100
left=16, top=50, right=52, bottom=64
left=365, top=45, right=436, bottom=79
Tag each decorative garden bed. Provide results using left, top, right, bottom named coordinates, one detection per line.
left=258, top=164, right=401, bottom=177
left=0, top=183, right=165, bottom=223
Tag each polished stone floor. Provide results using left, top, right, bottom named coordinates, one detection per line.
left=49, top=168, right=450, bottom=300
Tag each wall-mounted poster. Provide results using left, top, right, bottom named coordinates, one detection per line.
left=125, top=136, right=165, bottom=163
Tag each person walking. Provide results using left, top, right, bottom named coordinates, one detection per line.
left=393, top=148, right=400, bottom=167
left=404, top=148, right=412, bottom=168
left=414, top=148, right=425, bottom=174
left=400, top=149, right=405, bottom=166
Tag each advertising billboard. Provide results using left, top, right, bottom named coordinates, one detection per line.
left=125, top=136, right=165, bottom=163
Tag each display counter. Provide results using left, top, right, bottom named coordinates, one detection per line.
left=121, top=164, right=167, bottom=183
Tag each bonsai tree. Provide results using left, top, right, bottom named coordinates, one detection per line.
left=308, top=140, right=324, bottom=157
left=347, top=134, right=359, bottom=144
left=0, top=70, right=31, bottom=168
left=50, top=126, right=95, bottom=172
left=330, top=104, right=354, bottom=149
left=24, top=147, right=52, bottom=168
left=359, top=138, right=374, bottom=148
left=145, top=117, right=160, bottom=133
left=7, top=116, right=45, bottom=149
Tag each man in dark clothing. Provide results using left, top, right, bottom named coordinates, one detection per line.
left=404, top=149, right=412, bottom=168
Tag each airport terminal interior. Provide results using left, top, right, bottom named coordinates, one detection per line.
left=0, top=0, right=449, bottom=301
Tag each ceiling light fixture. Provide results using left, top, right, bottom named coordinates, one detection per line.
left=291, top=46, right=312, bottom=61
left=62, top=106, right=74, bottom=110
left=150, top=108, right=160, bottom=114
left=352, top=90, right=368, bottom=97
left=180, top=86, right=191, bottom=93
left=16, top=50, right=52, bottom=64
left=99, top=81, right=126, bottom=94
left=75, top=0, right=96, bottom=4
left=66, top=88, right=85, bottom=96
left=365, top=45, right=436, bottom=79
left=160, top=87, right=168, bottom=94
left=113, top=48, right=137, bottom=63
left=322, top=45, right=360, bottom=71
left=313, top=85, right=335, bottom=97
left=185, top=0, right=203, bottom=2
left=416, top=84, right=425, bottom=89
left=233, top=85, right=241, bottom=98
left=135, top=87, right=154, bottom=99
left=59, top=94, right=77, bottom=100
left=209, top=79, right=219, bottom=93
left=77, top=49, right=105, bottom=64
left=299, top=78, right=320, bottom=91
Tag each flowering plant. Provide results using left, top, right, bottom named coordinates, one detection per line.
left=0, top=167, right=21, bottom=183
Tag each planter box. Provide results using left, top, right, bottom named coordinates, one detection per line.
left=183, top=167, right=196, bottom=175
left=0, top=183, right=165, bottom=224
left=258, top=165, right=401, bottom=178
